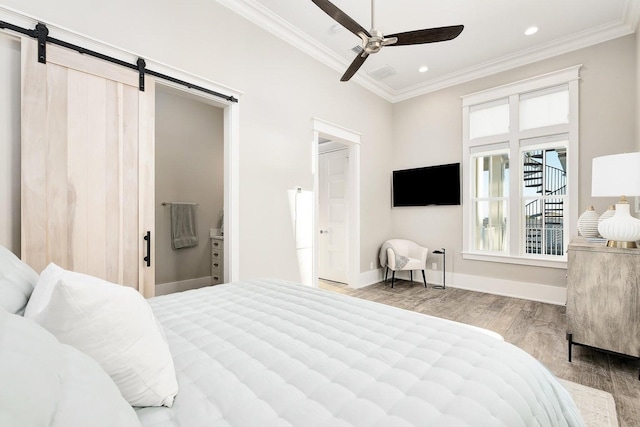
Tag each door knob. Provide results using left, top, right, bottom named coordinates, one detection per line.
left=320, top=230, right=329, bottom=234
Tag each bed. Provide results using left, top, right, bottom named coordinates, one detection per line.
left=0, top=246, right=584, bottom=427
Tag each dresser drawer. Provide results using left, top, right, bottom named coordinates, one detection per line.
left=210, top=236, right=224, bottom=286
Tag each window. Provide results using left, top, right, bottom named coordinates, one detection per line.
left=461, top=67, right=580, bottom=268
left=471, top=150, right=509, bottom=252
left=469, top=99, right=509, bottom=139
left=521, top=143, right=567, bottom=257
left=519, top=86, right=569, bottom=131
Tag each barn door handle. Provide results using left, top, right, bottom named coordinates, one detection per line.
left=143, top=231, right=151, bottom=267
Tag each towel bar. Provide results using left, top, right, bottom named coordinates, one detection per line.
left=161, top=202, right=199, bottom=206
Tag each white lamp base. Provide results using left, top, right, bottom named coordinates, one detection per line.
left=597, top=202, right=640, bottom=248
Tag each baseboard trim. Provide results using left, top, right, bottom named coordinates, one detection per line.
left=358, top=269, right=567, bottom=305
left=155, top=276, right=212, bottom=296
left=449, top=272, right=567, bottom=306
left=355, top=268, right=383, bottom=289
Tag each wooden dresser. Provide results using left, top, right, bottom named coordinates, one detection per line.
left=566, top=238, right=640, bottom=369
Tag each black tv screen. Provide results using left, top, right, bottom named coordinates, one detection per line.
left=392, top=163, right=461, bottom=206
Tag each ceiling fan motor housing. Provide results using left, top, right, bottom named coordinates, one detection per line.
left=361, top=30, right=399, bottom=55
left=364, top=29, right=384, bottom=54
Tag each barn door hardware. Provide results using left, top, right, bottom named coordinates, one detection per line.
left=0, top=19, right=238, bottom=102
left=137, top=58, right=146, bottom=92
left=36, top=23, right=48, bottom=63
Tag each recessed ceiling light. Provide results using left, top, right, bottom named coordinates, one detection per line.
left=525, top=26, right=538, bottom=36
left=418, top=66, right=429, bottom=73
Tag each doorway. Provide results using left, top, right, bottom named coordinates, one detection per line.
left=318, top=144, right=348, bottom=284
left=155, top=86, right=224, bottom=295
left=312, top=119, right=360, bottom=289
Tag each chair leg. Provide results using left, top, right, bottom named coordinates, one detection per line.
left=384, top=267, right=388, bottom=283
left=410, top=270, right=413, bottom=283
left=391, top=271, right=395, bottom=288
left=422, top=270, right=427, bottom=288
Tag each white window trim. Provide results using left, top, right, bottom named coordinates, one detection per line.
left=461, top=65, right=581, bottom=108
left=461, top=66, right=580, bottom=269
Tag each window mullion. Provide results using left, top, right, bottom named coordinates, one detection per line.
left=508, top=94, right=520, bottom=258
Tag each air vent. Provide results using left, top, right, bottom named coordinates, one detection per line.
left=368, top=65, right=396, bottom=80
left=350, top=45, right=363, bottom=54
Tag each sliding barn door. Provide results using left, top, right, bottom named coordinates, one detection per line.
left=21, top=38, right=155, bottom=297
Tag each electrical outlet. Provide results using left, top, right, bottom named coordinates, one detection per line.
left=370, top=261, right=374, bottom=269
left=431, top=262, right=438, bottom=271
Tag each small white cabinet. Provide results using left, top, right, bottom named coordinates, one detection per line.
left=211, top=236, right=224, bottom=285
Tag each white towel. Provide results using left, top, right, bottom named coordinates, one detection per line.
left=170, top=203, right=198, bottom=249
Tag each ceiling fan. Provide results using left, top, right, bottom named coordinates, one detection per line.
left=310, top=0, right=464, bottom=81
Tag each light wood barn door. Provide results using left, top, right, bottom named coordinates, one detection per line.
left=21, top=38, right=155, bottom=297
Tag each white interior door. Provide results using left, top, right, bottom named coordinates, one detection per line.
left=21, top=37, right=155, bottom=297
left=318, top=149, right=348, bottom=283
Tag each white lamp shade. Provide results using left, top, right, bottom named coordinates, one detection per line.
left=591, top=152, right=640, bottom=197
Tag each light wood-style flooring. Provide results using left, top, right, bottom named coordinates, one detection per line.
left=319, top=279, right=640, bottom=427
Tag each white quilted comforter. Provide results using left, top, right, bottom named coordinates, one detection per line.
left=136, top=279, right=584, bottom=427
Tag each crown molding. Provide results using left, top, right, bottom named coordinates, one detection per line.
left=219, top=0, right=640, bottom=103
left=624, top=0, right=640, bottom=31
left=216, top=0, right=395, bottom=102
left=394, top=20, right=636, bottom=102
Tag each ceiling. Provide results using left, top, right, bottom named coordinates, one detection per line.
left=220, top=0, right=640, bottom=102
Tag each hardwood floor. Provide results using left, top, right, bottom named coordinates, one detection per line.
left=319, top=279, right=640, bottom=427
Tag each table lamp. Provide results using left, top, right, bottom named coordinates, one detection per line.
left=591, top=152, right=640, bottom=248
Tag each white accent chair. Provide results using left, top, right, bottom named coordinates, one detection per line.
left=382, top=239, right=429, bottom=288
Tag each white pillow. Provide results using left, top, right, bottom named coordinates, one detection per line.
left=0, top=307, right=142, bottom=427
left=0, top=245, right=38, bottom=316
left=24, top=263, right=178, bottom=407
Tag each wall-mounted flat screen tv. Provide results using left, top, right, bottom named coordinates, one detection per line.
left=392, top=163, right=461, bottom=206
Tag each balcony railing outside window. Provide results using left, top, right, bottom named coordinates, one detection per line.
left=523, top=148, right=567, bottom=256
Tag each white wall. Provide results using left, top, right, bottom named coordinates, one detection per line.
left=0, top=33, right=20, bottom=255
left=155, top=89, right=224, bottom=285
left=0, top=0, right=394, bottom=283
left=392, top=35, right=637, bottom=288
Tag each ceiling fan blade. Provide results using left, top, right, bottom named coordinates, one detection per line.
left=386, top=25, right=464, bottom=46
left=341, top=53, right=369, bottom=82
left=310, top=0, right=371, bottom=38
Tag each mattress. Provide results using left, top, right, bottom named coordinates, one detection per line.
left=136, top=279, right=584, bottom=427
